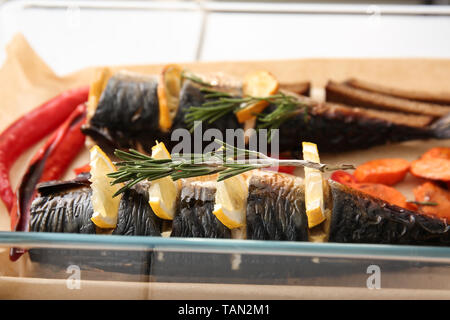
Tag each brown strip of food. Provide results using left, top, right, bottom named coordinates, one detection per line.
left=326, top=81, right=450, bottom=117
left=317, top=101, right=434, bottom=128
left=346, top=78, right=450, bottom=105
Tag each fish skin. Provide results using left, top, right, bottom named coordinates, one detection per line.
left=112, top=183, right=162, bottom=236
left=83, top=78, right=243, bottom=153
left=29, top=186, right=95, bottom=234
left=83, top=72, right=450, bottom=155
left=275, top=104, right=434, bottom=154
left=83, top=72, right=161, bottom=151
left=28, top=173, right=450, bottom=246
left=162, top=80, right=243, bottom=152
left=171, top=180, right=231, bottom=239
left=328, top=180, right=450, bottom=245
left=29, top=180, right=162, bottom=236
left=173, top=80, right=242, bottom=133
left=246, top=172, right=308, bottom=241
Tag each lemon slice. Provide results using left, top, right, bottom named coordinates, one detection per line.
left=302, top=142, right=326, bottom=228
left=213, top=174, right=248, bottom=229
left=157, top=64, right=183, bottom=132
left=148, top=142, right=178, bottom=220
left=236, top=70, right=279, bottom=123
left=89, top=145, right=122, bottom=229
left=88, top=67, right=112, bottom=118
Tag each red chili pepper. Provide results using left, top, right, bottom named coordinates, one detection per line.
left=0, top=86, right=89, bottom=211
left=10, top=104, right=87, bottom=261
left=331, top=170, right=358, bottom=186
left=73, top=164, right=91, bottom=176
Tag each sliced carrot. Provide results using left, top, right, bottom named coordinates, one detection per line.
left=421, top=147, right=450, bottom=160
left=331, top=171, right=413, bottom=210
left=354, top=158, right=410, bottom=186
left=352, top=183, right=409, bottom=209
left=413, top=182, right=450, bottom=220
left=235, top=71, right=279, bottom=123
left=410, top=158, right=450, bottom=181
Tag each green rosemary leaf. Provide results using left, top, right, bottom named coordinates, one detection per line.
left=109, top=140, right=354, bottom=196
left=406, top=200, right=439, bottom=206
left=257, top=98, right=308, bottom=142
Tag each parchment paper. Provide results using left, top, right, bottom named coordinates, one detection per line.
left=1, top=33, right=450, bottom=297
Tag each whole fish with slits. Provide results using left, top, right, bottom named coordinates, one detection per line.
left=29, top=170, right=450, bottom=245
left=81, top=68, right=450, bottom=156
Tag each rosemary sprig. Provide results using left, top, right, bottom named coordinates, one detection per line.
left=184, top=88, right=307, bottom=133
left=406, top=200, right=439, bottom=206
left=107, top=139, right=355, bottom=197
left=184, top=88, right=242, bottom=131
left=257, top=93, right=309, bottom=142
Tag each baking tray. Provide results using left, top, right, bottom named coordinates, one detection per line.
left=1, top=0, right=450, bottom=299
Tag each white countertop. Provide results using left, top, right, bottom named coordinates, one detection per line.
left=1, top=0, right=450, bottom=75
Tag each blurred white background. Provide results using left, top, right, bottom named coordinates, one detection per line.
left=0, top=0, right=450, bottom=75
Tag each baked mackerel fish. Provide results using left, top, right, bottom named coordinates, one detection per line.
left=81, top=68, right=450, bottom=155
left=28, top=169, right=450, bottom=276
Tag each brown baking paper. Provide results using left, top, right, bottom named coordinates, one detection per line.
left=1, top=33, right=450, bottom=299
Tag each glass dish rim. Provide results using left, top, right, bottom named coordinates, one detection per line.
left=1, top=231, right=450, bottom=263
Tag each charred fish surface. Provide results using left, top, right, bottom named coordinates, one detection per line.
left=83, top=72, right=161, bottom=151
left=30, top=185, right=95, bottom=234
left=246, top=172, right=308, bottom=241
left=28, top=171, right=450, bottom=246
left=171, top=180, right=231, bottom=238
left=113, top=182, right=162, bottom=236
left=155, top=80, right=243, bottom=152
left=276, top=101, right=434, bottom=154
left=83, top=71, right=450, bottom=155
left=328, top=180, right=450, bottom=245
left=30, top=180, right=162, bottom=236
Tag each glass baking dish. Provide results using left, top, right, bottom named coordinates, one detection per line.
left=1, top=0, right=450, bottom=299
left=1, top=231, right=450, bottom=299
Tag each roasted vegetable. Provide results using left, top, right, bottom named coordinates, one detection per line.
left=9, top=104, right=87, bottom=261
left=413, top=182, right=450, bottom=220
left=411, top=158, right=450, bottom=181
left=11, top=105, right=87, bottom=232
left=0, top=86, right=89, bottom=211
left=354, top=158, right=410, bottom=186
left=410, top=147, right=450, bottom=181
left=331, top=170, right=411, bottom=210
